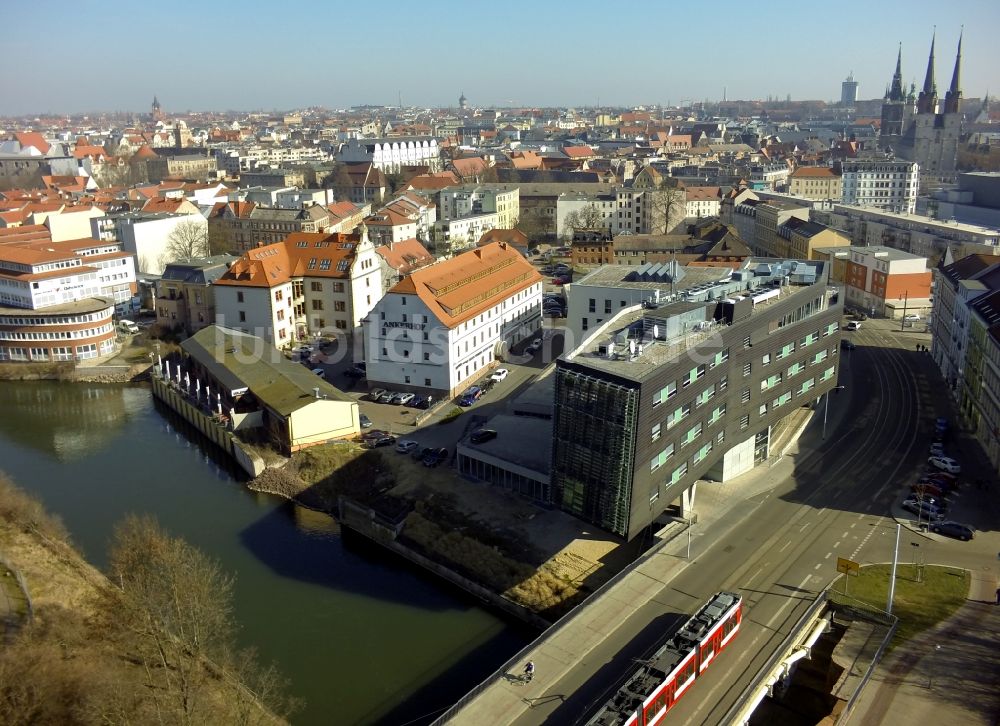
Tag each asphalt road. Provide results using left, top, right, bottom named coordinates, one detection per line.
left=494, top=318, right=999, bottom=725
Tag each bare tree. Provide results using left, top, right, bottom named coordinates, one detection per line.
left=647, top=180, right=686, bottom=235
left=564, top=203, right=606, bottom=238
left=165, top=219, right=211, bottom=262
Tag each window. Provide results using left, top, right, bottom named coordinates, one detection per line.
left=759, top=403, right=768, bottom=416
left=650, top=444, right=673, bottom=472
left=787, top=362, right=804, bottom=377
left=682, top=422, right=702, bottom=446
left=275, top=290, right=283, bottom=302
left=719, top=375, right=728, bottom=391
left=693, top=441, right=713, bottom=465
left=334, top=301, right=346, bottom=312
left=762, top=353, right=771, bottom=366
left=311, top=300, right=323, bottom=310
left=276, top=309, right=285, bottom=321
left=740, top=413, right=750, bottom=429
left=670, top=462, right=688, bottom=485
left=604, top=300, right=612, bottom=314
left=653, top=381, right=677, bottom=407
left=743, top=335, right=751, bottom=348
left=772, top=392, right=792, bottom=408
left=799, top=378, right=815, bottom=395
left=709, top=404, right=726, bottom=425
left=237, top=291, right=244, bottom=303
left=588, top=298, right=596, bottom=313
left=333, top=282, right=345, bottom=292
left=777, top=342, right=795, bottom=360
left=311, top=281, right=323, bottom=292
left=743, top=362, right=752, bottom=377
left=582, top=318, right=589, bottom=331
left=238, top=311, right=246, bottom=322
left=741, top=388, right=751, bottom=403
left=651, top=423, right=662, bottom=442
left=425, top=378, right=432, bottom=386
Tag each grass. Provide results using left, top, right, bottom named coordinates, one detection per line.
left=833, top=563, right=969, bottom=646
left=438, top=406, right=464, bottom=424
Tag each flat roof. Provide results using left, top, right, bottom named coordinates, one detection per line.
left=574, top=264, right=731, bottom=293
left=0, top=296, right=114, bottom=316
left=461, top=414, right=552, bottom=475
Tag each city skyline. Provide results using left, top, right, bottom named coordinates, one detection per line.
left=1, top=0, right=998, bottom=116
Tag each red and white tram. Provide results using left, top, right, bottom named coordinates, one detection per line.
left=587, top=591, right=743, bottom=726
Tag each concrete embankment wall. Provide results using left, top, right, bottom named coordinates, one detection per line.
left=150, top=376, right=264, bottom=478
left=338, top=497, right=550, bottom=629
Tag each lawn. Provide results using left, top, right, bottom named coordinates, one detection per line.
left=833, top=563, right=969, bottom=646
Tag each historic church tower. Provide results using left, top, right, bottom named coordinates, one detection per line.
left=151, top=95, right=165, bottom=123
left=910, top=31, right=963, bottom=178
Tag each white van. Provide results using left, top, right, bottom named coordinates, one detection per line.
left=845, top=321, right=861, bottom=331
left=118, top=319, right=140, bottom=335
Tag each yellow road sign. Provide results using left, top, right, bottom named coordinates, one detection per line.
left=837, top=557, right=860, bottom=576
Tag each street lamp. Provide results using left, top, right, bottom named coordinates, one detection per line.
left=822, top=385, right=846, bottom=440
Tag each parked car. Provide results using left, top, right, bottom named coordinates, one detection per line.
left=360, top=429, right=390, bottom=442
left=928, top=456, right=961, bottom=474
left=911, top=483, right=946, bottom=499
left=422, top=447, right=449, bottom=467
left=362, top=434, right=396, bottom=449
left=369, top=388, right=387, bottom=402
left=903, top=314, right=921, bottom=322
left=344, top=367, right=366, bottom=379
left=901, top=498, right=946, bottom=520
left=395, top=439, right=419, bottom=454
left=470, top=429, right=497, bottom=444
left=551, top=275, right=571, bottom=285
left=490, top=368, right=509, bottom=382
left=458, top=386, right=483, bottom=406
left=359, top=413, right=373, bottom=429
left=377, top=390, right=396, bottom=404
left=929, top=521, right=975, bottom=541
left=412, top=445, right=434, bottom=461
left=291, top=344, right=313, bottom=358
left=395, top=392, right=416, bottom=406
left=409, top=395, right=428, bottom=409
left=929, top=442, right=946, bottom=457
left=845, top=321, right=862, bottom=331
left=527, top=338, right=543, bottom=353
left=312, top=368, right=326, bottom=378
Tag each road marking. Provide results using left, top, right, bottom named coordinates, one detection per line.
left=825, top=552, right=833, bottom=559
left=814, top=563, right=822, bottom=570
left=748, top=567, right=763, bottom=583
left=834, top=541, right=841, bottom=548
left=816, top=508, right=826, bottom=516
left=779, top=541, right=791, bottom=553
left=799, top=524, right=809, bottom=532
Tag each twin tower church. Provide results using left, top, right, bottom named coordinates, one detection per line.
left=879, top=31, right=966, bottom=179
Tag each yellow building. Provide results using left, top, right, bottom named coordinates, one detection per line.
left=776, top=218, right=851, bottom=260
left=788, top=167, right=843, bottom=202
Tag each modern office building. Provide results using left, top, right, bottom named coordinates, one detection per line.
left=551, top=258, right=842, bottom=540
left=841, top=72, right=859, bottom=106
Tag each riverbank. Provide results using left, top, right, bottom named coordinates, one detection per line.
left=0, top=473, right=292, bottom=725
left=248, top=442, right=629, bottom=624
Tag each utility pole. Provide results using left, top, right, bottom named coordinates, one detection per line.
left=823, top=385, right=846, bottom=439
left=900, top=290, right=909, bottom=331
left=887, top=523, right=901, bottom=615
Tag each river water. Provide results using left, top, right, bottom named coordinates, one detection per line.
left=0, top=381, right=529, bottom=725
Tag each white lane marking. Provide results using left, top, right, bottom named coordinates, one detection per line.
left=814, top=563, right=822, bottom=570
left=834, top=541, right=841, bottom=548
left=849, top=523, right=857, bottom=529
left=779, top=541, right=791, bottom=553
left=825, top=552, right=833, bottom=559
left=816, top=508, right=826, bottom=516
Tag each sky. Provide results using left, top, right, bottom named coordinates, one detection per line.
left=1, top=0, right=998, bottom=116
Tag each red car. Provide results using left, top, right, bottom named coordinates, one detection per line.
left=551, top=275, right=570, bottom=285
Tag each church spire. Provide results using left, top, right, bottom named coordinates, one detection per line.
left=917, top=31, right=938, bottom=113
left=888, top=43, right=905, bottom=101
left=945, top=29, right=963, bottom=113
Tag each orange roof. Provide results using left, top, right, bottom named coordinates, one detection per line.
left=386, top=242, right=541, bottom=328
left=13, top=132, right=50, bottom=154
left=684, top=186, right=721, bottom=201
left=133, top=145, right=159, bottom=160
left=73, top=144, right=108, bottom=160
left=408, top=171, right=459, bottom=191
left=450, top=157, right=488, bottom=178
left=790, top=166, right=840, bottom=178
left=376, top=238, right=435, bottom=275
left=365, top=209, right=414, bottom=227
left=562, top=145, right=594, bottom=158
left=215, top=232, right=362, bottom=288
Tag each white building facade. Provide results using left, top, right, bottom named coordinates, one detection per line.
left=336, top=137, right=441, bottom=173
left=841, top=160, right=920, bottom=214
left=365, top=242, right=542, bottom=396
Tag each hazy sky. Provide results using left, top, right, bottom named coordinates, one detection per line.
left=1, top=0, right=997, bottom=116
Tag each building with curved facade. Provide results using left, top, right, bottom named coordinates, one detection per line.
left=0, top=232, right=136, bottom=362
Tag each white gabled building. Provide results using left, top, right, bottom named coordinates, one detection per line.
left=365, top=241, right=543, bottom=397
left=213, top=229, right=382, bottom=359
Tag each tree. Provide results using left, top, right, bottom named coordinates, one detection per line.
left=517, top=207, right=551, bottom=243
left=165, top=219, right=211, bottom=263
left=96, top=515, right=297, bottom=724
left=647, top=179, right=686, bottom=235
left=564, top=203, right=606, bottom=238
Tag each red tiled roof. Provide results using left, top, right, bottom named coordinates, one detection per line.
left=215, top=231, right=362, bottom=288
left=13, top=132, right=50, bottom=154
left=790, top=167, right=840, bottom=178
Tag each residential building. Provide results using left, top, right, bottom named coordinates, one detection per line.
left=177, top=325, right=360, bottom=454
left=748, top=163, right=791, bottom=191
left=774, top=217, right=850, bottom=260
left=143, top=149, right=218, bottom=183
left=325, top=162, right=387, bottom=205
left=812, top=204, right=1000, bottom=263
left=552, top=258, right=841, bottom=539
left=209, top=203, right=332, bottom=253
left=364, top=242, right=542, bottom=397
left=684, top=186, right=722, bottom=218
left=213, top=229, right=382, bottom=357
left=432, top=213, right=498, bottom=255
left=336, top=136, right=441, bottom=173
left=0, top=234, right=138, bottom=362
left=375, top=238, right=436, bottom=292
left=437, top=185, right=519, bottom=230
left=751, top=200, right=811, bottom=256
left=843, top=245, right=932, bottom=318
left=556, top=191, right=616, bottom=239
left=240, top=168, right=306, bottom=188
left=155, top=255, right=238, bottom=334
left=841, top=159, right=919, bottom=214
left=477, top=228, right=529, bottom=257
left=788, top=167, right=843, bottom=202
left=365, top=209, right=418, bottom=247
left=571, top=229, right=615, bottom=266
left=931, top=255, right=1000, bottom=474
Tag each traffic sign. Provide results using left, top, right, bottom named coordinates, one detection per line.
left=837, top=557, right=860, bottom=576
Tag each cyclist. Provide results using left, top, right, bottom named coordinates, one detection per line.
left=523, top=661, right=535, bottom=681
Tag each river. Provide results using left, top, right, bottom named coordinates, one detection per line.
left=0, top=381, right=530, bottom=725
